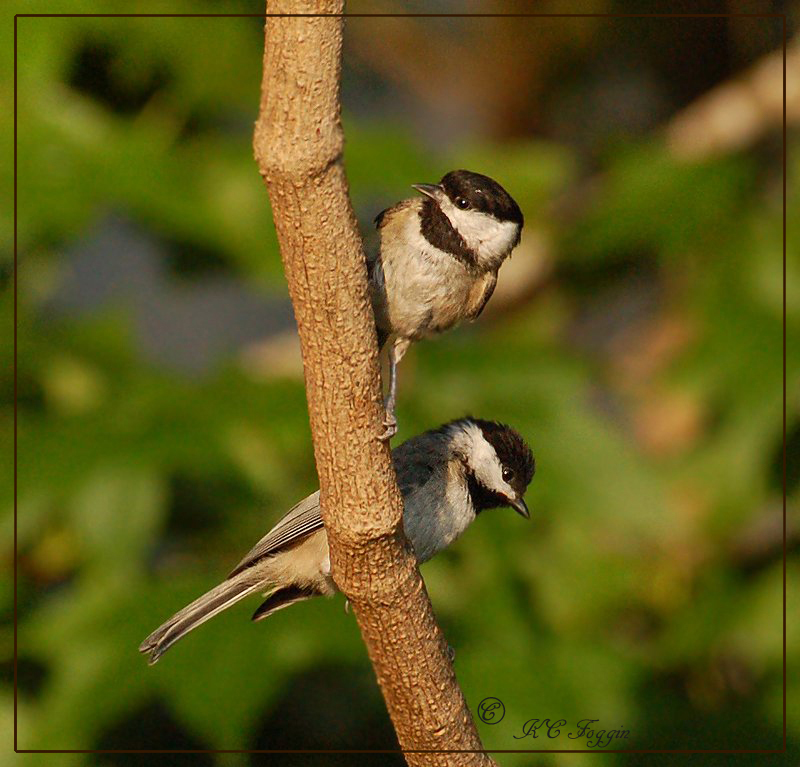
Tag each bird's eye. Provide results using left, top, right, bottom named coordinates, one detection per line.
left=455, top=197, right=469, bottom=209
left=502, top=467, right=515, bottom=482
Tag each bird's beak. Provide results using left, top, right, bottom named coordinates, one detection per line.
left=510, top=497, right=530, bottom=519
left=412, top=183, right=444, bottom=200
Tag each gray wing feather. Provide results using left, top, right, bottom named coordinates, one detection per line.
left=392, top=437, right=441, bottom=498
left=228, top=491, right=323, bottom=577
left=227, top=429, right=445, bottom=578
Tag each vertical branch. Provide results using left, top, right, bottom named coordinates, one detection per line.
left=253, top=2, right=495, bottom=764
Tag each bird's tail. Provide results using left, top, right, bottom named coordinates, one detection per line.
left=139, top=570, right=265, bottom=665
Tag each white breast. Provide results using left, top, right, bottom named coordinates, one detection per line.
left=377, top=206, right=476, bottom=340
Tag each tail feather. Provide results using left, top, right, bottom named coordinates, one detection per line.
left=251, top=584, right=318, bottom=623
left=139, top=573, right=264, bottom=664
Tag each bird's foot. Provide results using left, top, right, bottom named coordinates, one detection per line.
left=446, top=643, right=456, bottom=662
left=378, top=409, right=397, bottom=442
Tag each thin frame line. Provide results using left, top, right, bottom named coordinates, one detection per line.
left=12, top=10, right=788, bottom=756
left=782, top=10, right=788, bottom=756
left=12, top=12, right=786, bottom=18
left=13, top=749, right=790, bottom=755
left=13, top=10, right=19, bottom=756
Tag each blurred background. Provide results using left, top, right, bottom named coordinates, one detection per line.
left=5, top=1, right=798, bottom=764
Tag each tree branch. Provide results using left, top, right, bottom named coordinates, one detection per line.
left=665, top=36, right=798, bottom=160
left=253, top=3, right=495, bottom=764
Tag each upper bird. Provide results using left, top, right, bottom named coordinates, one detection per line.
left=139, top=417, right=535, bottom=664
left=369, top=170, right=524, bottom=439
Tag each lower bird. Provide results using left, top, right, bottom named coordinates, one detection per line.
left=139, top=417, right=535, bottom=664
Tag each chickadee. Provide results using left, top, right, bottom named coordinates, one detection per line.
left=139, top=417, right=535, bottom=664
left=369, top=170, right=524, bottom=439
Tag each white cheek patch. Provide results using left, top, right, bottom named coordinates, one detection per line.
left=463, top=423, right=514, bottom=497
left=438, top=198, right=520, bottom=267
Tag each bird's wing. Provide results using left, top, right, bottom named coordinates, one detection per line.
left=465, top=270, right=498, bottom=321
left=392, top=437, right=439, bottom=499
left=374, top=198, right=417, bottom=229
left=228, top=491, right=324, bottom=577
left=374, top=208, right=390, bottom=229
left=228, top=430, right=442, bottom=577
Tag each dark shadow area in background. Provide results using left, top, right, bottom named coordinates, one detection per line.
left=1, top=655, right=49, bottom=699
left=92, top=699, right=215, bottom=763
left=249, top=663, right=404, bottom=765
left=630, top=666, right=790, bottom=759
left=775, top=421, right=799, bottom=495
left=69, top=39, right=172, bottom=116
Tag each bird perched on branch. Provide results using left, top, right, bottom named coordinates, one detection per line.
left=369, top=170, right=524, bottom=439
left=139, top=417, right=535, bottom=664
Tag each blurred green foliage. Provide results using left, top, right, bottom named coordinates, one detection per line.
left=5, top=4, right=797, bottom=766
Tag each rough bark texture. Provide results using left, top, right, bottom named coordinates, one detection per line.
left=253, top=3, right=495, bottom=765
